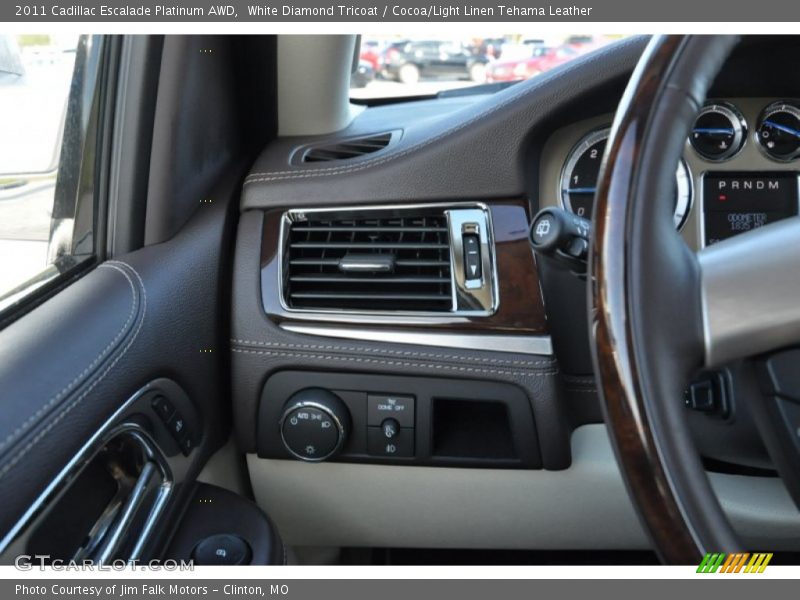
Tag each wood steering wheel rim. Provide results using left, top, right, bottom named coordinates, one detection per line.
left=590, top=35, right=743, bottom=563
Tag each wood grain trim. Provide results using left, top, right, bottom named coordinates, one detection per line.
left=259, top=201, right=547, bottom=335
left=591, top=35, right=702, bottom=564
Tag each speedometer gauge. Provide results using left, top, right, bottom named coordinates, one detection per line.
left=560, top=127, right=693, bottom=230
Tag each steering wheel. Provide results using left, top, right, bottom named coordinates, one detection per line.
left=592, top=35, right=800, bottom=563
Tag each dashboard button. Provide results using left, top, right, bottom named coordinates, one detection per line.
left=368, top=426, right=413, bottom=457
left=368, top=394, right=415, bottom=427
left=192, top=534, right=252, bottom=566
left=463, top=234, right=482, bottom=280
left=381, top=418, right=400, bottom=440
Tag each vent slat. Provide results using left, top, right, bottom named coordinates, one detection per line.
left=291, top=226, right=447, bottom=233
left=291, top=293, right=450, bottom=301
left=291, top=242, right=449, bottom=250
left=290, top=276, right=450, bottom=284
left=284, top=210, right=453, bottom=312
left=302, top=132, right=393, bottom=163
left=289, top=258, right=450, bottom=268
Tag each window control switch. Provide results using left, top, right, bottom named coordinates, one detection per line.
left=151, top=395, right=175, bottom=423
left=167, top=412, right=188, bottom=442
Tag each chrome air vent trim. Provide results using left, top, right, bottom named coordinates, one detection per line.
left=278, top=203, right=499, bottom=319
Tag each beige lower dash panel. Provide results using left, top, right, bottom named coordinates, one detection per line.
left=246, top=425, right=648, bottom=550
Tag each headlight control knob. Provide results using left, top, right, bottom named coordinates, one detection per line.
left=280, top=389, right=350, bottom=462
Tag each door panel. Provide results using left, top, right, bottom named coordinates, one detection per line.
left=0, top=196, right=234, bottom=555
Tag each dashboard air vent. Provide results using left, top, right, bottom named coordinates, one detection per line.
left=284, top=211, right=453, bottom=312
left=301, top=132, right=393, bottom=163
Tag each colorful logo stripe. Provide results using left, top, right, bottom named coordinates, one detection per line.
left=697, top=552, right=773, bottom=573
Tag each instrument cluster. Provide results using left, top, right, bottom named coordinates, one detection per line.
left=556, top=99, right=800, bottom=247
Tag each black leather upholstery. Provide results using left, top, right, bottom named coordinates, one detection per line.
left=0, top=198, right=234, bottom=539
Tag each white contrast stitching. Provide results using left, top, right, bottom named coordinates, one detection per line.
left=231, top=347, right=558, bottom=377
left=230, top=339, right=555, bottom=367
left=243, top=41, right=638, bottom=184
left=0, top=261, right=147, bottom=479
left=0, top=263, right=138, bottom=454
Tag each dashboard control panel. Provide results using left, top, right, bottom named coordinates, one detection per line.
left=258, top=371, right=544, bottom=469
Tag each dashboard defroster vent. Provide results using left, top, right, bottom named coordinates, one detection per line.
left=284, top=211, right=453, bottom=312
left=300, top=132, right=395, bottom=163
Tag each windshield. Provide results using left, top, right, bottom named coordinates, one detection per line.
left=351, top=34, right=625, bottom=100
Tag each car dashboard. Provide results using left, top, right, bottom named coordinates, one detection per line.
left=229, top=36, right=800, bottom=553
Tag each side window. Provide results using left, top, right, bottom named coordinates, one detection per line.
left=0, top=34, right=102, bottom=317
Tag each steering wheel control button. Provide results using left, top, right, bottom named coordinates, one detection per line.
left=192, top=534, right=252, bottom=566
left=685, top=372, right=729, bottom=418
left=367, top=394, right=415, bottom=428
left=368, top=426, right=414, bottom=458
left=462, top=233, right=482, bottom=280
left=685, top=380, right=715, bottom=412
left=690, top=102, right=747, bottom=161
left=280, top=389, right=350, bottom=462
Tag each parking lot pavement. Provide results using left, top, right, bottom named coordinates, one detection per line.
left=0, top=180, right=54, bottom=241
left=0, top=239, right=48, bottom=297
left=0, top=180, right=54, bottom=297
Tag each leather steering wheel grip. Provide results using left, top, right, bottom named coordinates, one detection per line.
left=590, top=35, right=743, bottom=563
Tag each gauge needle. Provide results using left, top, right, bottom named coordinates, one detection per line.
left=764, top=120, right=800, bottom=138
left=692, top=128, right=735, bottom=135
left=565, top=187, right=597, bottom=194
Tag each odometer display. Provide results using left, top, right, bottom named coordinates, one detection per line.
left=703, top=172, right=799, bottom=245
left=560, top=128, right=693, bottom=229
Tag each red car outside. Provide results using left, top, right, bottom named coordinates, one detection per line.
left=487, top=40, right=605, bottom=83
left=359, top=40, right=383, bottom=72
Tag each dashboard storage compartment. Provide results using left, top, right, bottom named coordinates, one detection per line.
left=432, top=398, right=516, bottom=460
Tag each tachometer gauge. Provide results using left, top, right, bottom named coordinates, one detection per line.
left=755, top=101, right=800, bottom=162
left=560, top=127, right=693, bottom=230
left=690, top=102, right=746, bottom=161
